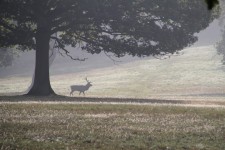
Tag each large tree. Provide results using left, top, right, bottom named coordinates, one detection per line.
left=0, top=0, right=218, bottom=96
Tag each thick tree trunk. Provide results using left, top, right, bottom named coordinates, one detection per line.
left=27, top=29, right=55, bottom=96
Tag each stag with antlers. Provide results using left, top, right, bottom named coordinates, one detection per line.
left=70, top=78, right=92, bottom=96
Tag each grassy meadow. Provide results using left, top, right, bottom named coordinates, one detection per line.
left=1, top=103, right=225, bottom=150
left=1, top=46, right=225, bottom=149
left=1, top=45, right=225, bottom=100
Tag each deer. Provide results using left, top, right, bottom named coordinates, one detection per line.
left=70, top=78, right=92, bottom=96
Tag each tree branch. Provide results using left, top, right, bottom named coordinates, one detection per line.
left=0, top=19, right=15, bottom=32
left=50, top=36, right=87, bottom=61
left=104, top=51, right=122, bottom=65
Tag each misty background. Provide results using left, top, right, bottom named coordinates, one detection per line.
left=0, top=20, right=222, bottom=78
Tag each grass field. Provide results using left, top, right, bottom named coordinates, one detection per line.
left=1, top=46, right=225, bottom=149
left=1, top=45, right=225, bottom=100
left=1, top=101, right=225, bottom=150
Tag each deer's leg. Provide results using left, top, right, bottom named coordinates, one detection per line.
left=79, top=92, right=81, bottom=95
left=70, top=91, right=73, bottom=96
left=83, top=92, right=85, bottom=96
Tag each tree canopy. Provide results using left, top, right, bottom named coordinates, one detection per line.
left=0, top=0, right=218, bottom=56
left=205, top=0, right=219, bottom=9
left=0, top=0, right=219, bottom=95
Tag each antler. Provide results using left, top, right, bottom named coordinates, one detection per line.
left=85, top=77, right=91, bottom=83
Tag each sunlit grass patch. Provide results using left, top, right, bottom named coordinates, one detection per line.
left=1, top=103, right=225, bottom=149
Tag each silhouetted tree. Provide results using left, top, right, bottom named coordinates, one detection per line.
left=0, top=0, right=218, bottom=96
left=217, top=31, right=225, bottom=64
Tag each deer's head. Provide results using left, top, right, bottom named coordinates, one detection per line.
left=85, top=77, right=92, bottom=87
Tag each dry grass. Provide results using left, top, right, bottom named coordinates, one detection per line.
left=1, top=102, right=225, bottom=149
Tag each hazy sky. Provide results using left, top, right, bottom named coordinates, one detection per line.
left=193, top=20, right=222, bottom=46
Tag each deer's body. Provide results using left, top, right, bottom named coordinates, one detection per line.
left=70, top=78, right=92, bottom=96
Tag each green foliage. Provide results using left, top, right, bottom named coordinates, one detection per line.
left=205, top=0, right=219, bottom=9
left=0, top=0, right=218, bottom=57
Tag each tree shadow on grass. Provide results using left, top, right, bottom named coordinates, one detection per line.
left=0, top=94, right=225, bottom=106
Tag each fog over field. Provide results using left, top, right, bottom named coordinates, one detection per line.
left=1, top=19, right=225, bottom=99
left=2, top=2, right=225, bottom=150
